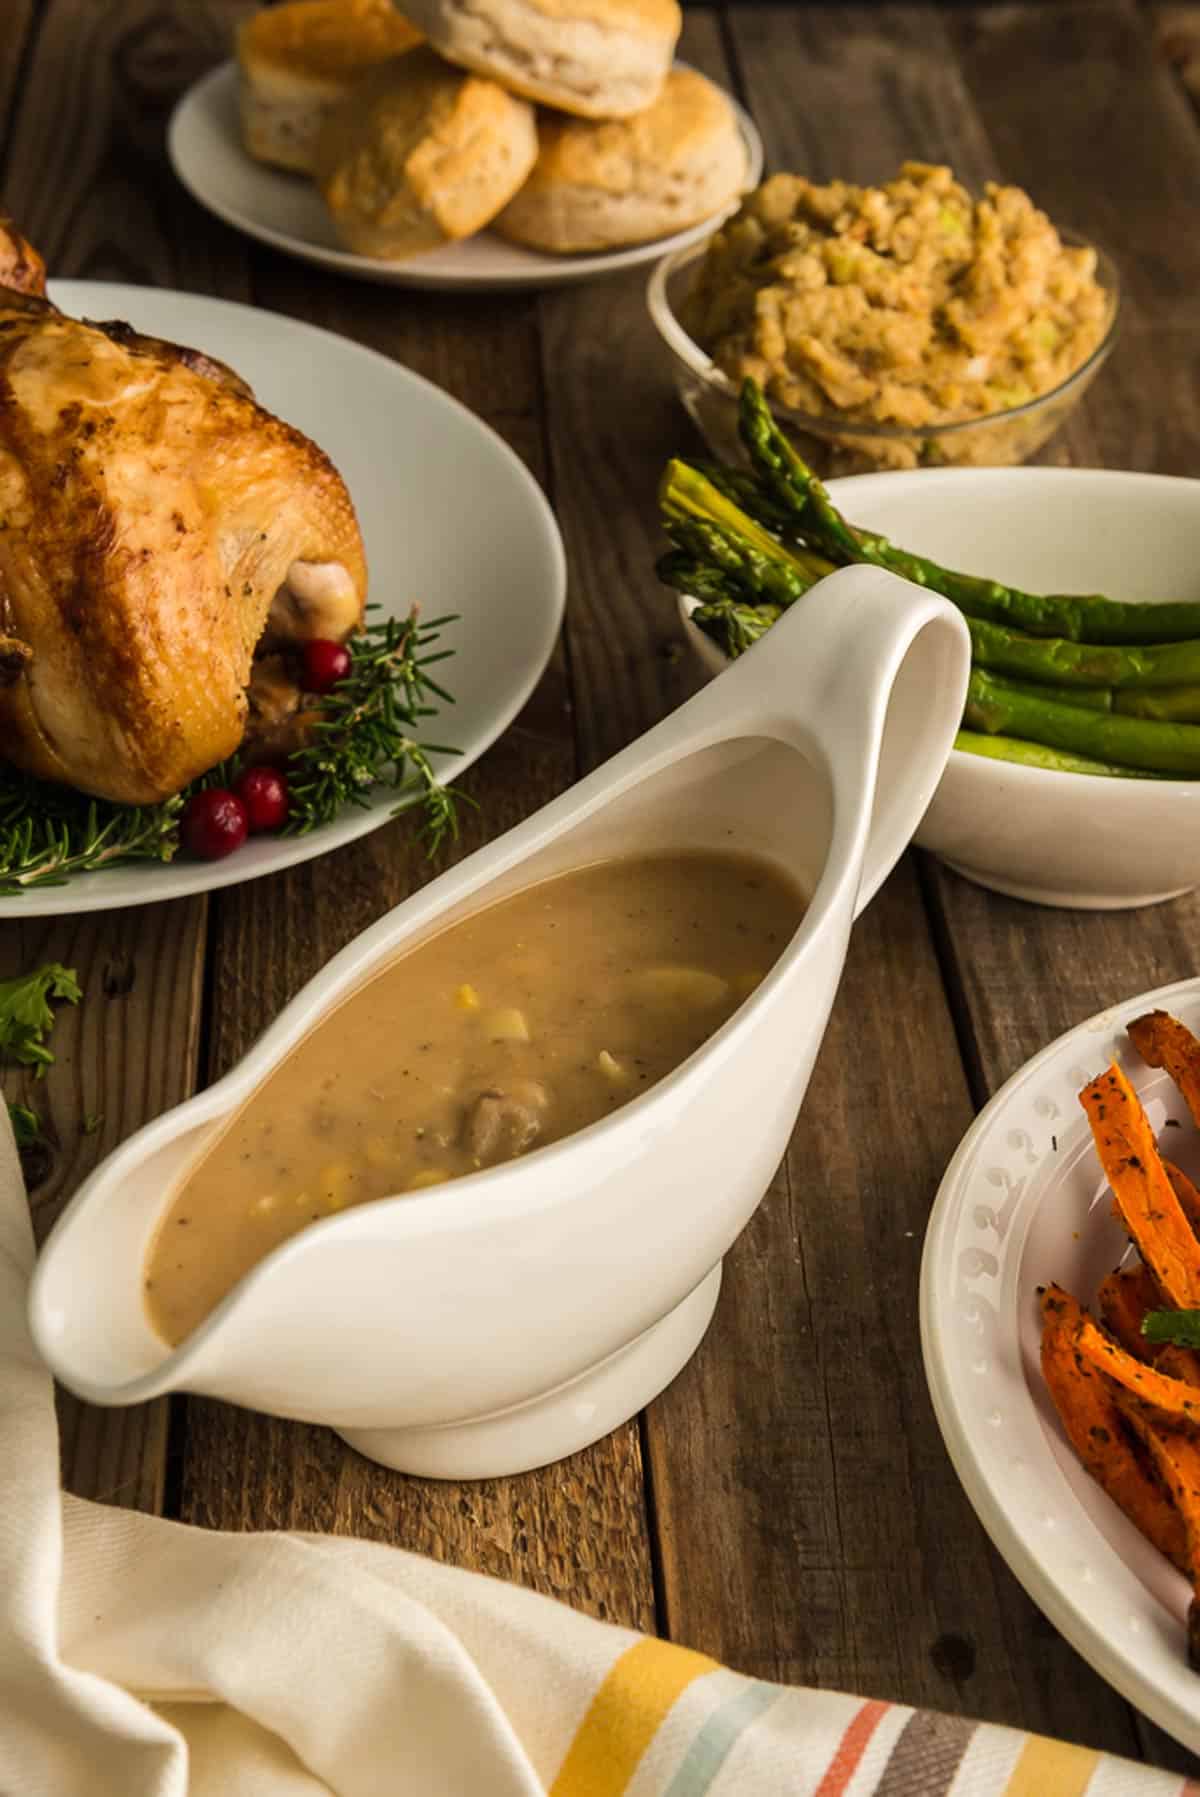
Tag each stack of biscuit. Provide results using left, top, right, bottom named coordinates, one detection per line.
left=236, top=0, right=749, bottom=260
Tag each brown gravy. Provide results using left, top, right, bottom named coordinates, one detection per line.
left=144, top=850, right=805, bottom=1344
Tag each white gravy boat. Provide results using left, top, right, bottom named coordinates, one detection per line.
left=30, top=567, right=968, bottom=1479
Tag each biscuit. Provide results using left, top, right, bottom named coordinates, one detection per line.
left=316, top=49, right=538, bottom=258
left=237, top=0, right=423, bottom=174
left=396, top=0, right=681, bottom=119
left=494, top=68, right=747, bottom=253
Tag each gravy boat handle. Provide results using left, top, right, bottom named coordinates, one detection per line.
left=684, top=563, right=971, bottom=916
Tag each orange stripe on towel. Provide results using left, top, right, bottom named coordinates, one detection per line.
left=813, top=1698, right=892, bottom=1797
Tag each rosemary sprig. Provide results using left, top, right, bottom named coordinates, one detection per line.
left=0, top=779, right=182, bottom=894
left=285, top=609, right=463, bottom=852
left=0, top=607, right=459, bottom=891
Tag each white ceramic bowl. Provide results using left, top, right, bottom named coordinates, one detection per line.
left=679, top=466, right=1200, bottom=910
left=30, top=568, right=968, bottom=1481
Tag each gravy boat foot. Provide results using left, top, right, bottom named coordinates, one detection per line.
left=30, top=567, right=969, bottom=1478
left=338, top=1266, right=722, bottom=1478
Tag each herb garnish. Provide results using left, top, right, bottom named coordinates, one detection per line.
left=1, top=961, right=81, bottom=1164
left=0, top=963, right=82, bottom=1069
left=1142, top=1309, right=1200, bottom=1350
left=0, top=607, right=458, bottom=892
left=7, top=1101, right=43, bottom=1150
left=286, top=609, right=462, bottom=850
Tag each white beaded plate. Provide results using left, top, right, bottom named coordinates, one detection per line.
left=921, top=977, right=1200, bottom=1751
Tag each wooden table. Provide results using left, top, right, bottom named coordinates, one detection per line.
left=5, top=0, right=1200, bottom=1776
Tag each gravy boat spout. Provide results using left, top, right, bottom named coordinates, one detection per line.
left=30, top=568, right=968, bottom=1479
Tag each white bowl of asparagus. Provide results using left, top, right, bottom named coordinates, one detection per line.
left=661, top=381, right=1200, bottom=909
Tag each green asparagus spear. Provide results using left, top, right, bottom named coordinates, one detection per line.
left=953, top=730, right=1164, bottom=778
left=660, top=461, right=834, bottom=604
left=663, top=516, right=823, bottom=610
left=1115, top=686, right=1200, bottom=723
left=690, top=598, right=784, bottom=658
left=964, top=669, right=1200, bottom=775
left=994, top=678, right=1111, bottom=712
left=967, top=616, right=1200, bottom=689
left=736, top=382, right=863, bottom=561
left=693, top=461, right=798, bottom=534
left=660, top=461, right=834, bottom=577
left=736, top=379, right=1200, bottom=645
left=655, top=552, right=759, bottom=609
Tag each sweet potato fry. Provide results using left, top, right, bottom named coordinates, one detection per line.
left=1073, top=1308, right=1200, bottom=1424
left=1128, top=1010, right=1200, bottom=1131
left=1098, top=1264, right=1162, bottom=1359
left=1040, top=1284, right=1189, bottom=1573
left=1156, top=1345, right=1200, bottom=1387
left=1167, top=1160, right=1200, bottom=1240
left=1079, top=1062, right=1200, bottom=1307
left=1114, top=1392, right=1200, bottom=1667
left=1097, top=1264, right=1200, bottom=1382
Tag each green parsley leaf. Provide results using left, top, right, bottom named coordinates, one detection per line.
left=6, top=1100, right=42, bottom=1149
left=0, top=963, right=82, bottom=1073
left=1141, top=1308, right=1200, bottom=1349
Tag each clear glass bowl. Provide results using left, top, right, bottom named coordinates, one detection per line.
left=646, top=235, right=1121, bottom=477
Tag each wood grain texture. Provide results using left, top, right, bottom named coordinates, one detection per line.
left=678, top=0, right=1154, bottom=1759
left=928, top=0, right=1200, bottom=1771
left=0, top=0, right=246, bottom=1511
left=175, top=159, right=655, bottom=1622
left=532, top=8, right=729, bottom=771
left=647, top=865, right=990, bottom=1698
left=2, top=0, right=252, bottom=294
left=182, top=727, right=658, bottom=1629
left=6, top=0, right=1197, bottom=1761
left=1153, top=4, right=1200, bottom=113
left=0, top=0, right=36, bottom=166
left=0, top=903, right=205, bottom=1507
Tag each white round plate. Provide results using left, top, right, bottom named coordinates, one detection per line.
left=166, top=61, right=764, bottom=292
left=3, top=280, right=566, bottom=917
left=921, top=977, right=1200, bottom=1752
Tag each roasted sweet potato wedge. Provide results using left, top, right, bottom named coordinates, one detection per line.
left=1079, top=1062, right=1200, bottom=1308
left=1040, top=1284, right=1189, bottom=1573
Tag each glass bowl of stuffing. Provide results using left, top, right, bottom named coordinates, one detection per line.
left=647, top=162, right=1120, bottom=476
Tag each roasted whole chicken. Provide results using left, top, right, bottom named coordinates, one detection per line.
left=0, top=210, right=45, bottom=296
left=0, top=217, right=366, bottom=804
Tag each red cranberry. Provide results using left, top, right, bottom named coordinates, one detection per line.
left=235, top=766, right=290, bottom=833
left=181, top=788, right=248, bottom=860
left=303, top=637, right=352, bottom=695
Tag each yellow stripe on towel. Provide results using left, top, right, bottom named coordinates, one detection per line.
left=1002, top=1734, right=1101, bottom=1797
left=550, top=1637, right=718, bottom=1797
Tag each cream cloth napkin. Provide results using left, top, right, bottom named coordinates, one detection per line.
left=0, top=1112, right=1193, bottom=1797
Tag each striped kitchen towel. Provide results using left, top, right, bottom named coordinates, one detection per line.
left=0, top=1115, right=1193, bottom=1796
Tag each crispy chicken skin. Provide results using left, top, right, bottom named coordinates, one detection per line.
left=0, top=286, right=366, bottom=804
left=0, top=212, right=46, bottom=297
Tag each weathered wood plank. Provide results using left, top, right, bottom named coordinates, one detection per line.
left=532, top=9, right=728, bottom=772
left=653, top=0, right=1150, bottom=1758
left=2, top=0, right=252, bottom=294
left=1152, top=4, right=1200, bottom=114
left=180, top=718, right=660, bottom=1625
left=0, top=0, right=253, bottom=1509
left=925, top=1, right=1200, bottom=1768
left=0, top=903, right=205, bottom=1509
left=0, top=0, right=36, bottom=162
left=528, top=12, right=1031, bottom=1732
left=173, top=19, right=654, bottom=1616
